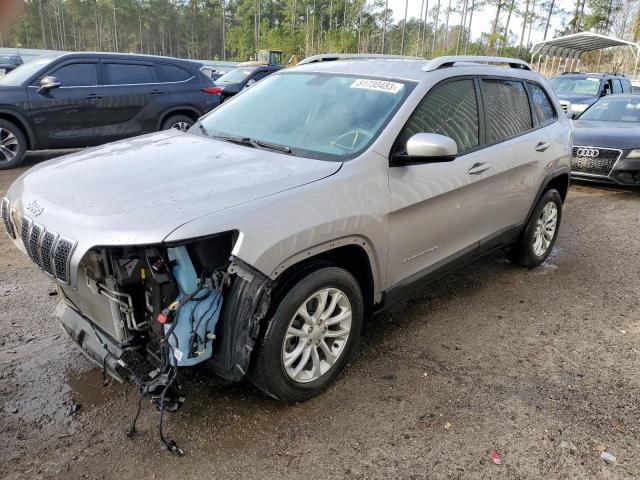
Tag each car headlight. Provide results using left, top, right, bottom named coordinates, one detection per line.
left=570, top=103, right=589, bottom=114
left=626, top=149, right=640, bottom=158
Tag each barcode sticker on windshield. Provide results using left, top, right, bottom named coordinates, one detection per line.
left=351, top=79, right=403, bottom=94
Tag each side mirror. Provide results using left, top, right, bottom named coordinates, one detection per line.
left=244, top=78, right=256, bottom=89
left=391, top=133, right=458, bottom=166
left=37, top=76, right=61, bottom=94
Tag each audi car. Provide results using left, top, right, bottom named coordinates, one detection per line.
left=572, top=94, right=640, bottom=186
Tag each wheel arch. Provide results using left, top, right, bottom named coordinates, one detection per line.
left=156, top=106, right=202, bottom=130
left=0, top=109, right=36, bottom=149
left=270, top=238, right=380, bottom=316
left=525, top=167, right=570, bottom=225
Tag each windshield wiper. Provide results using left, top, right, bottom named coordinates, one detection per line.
left=211, top=134, right=255, bottom=148
left=251, top=139, right=291, bottom=154
left=197, top=123, right=208, bottom=136
left=212, top=134, right=291, bottom=154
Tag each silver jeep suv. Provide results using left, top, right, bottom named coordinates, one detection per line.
left=2, top=56, right=571, bottom=404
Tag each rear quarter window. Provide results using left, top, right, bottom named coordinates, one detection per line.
left=482, top=79, right=532, bottom=143
left=528, top=83, right=557, bottom=125
left=160, top=64, right=194, bottom=82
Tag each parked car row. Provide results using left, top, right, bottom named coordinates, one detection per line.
left=548, top=71, right=640, bottom=186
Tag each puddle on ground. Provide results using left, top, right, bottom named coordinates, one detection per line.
left=64, top=366, right=120, bottom=410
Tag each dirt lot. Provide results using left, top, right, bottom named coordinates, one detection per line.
left=1, top=153, right=639, bottom=480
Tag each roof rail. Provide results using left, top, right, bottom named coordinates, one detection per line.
left=298, top=53, right=421, bottom=65
left=422, top=56, right=531, bottom=72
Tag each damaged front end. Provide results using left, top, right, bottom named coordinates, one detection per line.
left=57, top=231, right=272, bottom=382
left=23, top=227, right=272, bottom=452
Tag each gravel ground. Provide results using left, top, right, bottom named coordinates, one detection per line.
left=1, top=153, right=639, bottom=480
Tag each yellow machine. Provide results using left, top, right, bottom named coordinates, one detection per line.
left=239, top=49, right=283, bottom=67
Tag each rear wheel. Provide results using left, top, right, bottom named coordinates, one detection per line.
left=0, top=119, right=27, bottom=170
left=160, top=114, right=194, bottom=132
left=248, top=267, right=363, bottom=402
left=508, top=189, right=562, bottom=268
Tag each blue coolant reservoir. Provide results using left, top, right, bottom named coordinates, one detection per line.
left=165, top=246, right=223, bottom=367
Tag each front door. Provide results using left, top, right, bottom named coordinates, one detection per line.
left=27, top=60, right=105, bottom=148
left=387, top=78, right=491, bottom=289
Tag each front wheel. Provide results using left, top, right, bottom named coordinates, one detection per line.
left=508, top=189, right=563, bottom=268
left=248, top=267, right=363, bottom=402
left=0, top=119, right=27, bottom=170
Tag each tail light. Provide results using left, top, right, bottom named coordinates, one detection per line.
left=202, top=87, right=222, bottom=94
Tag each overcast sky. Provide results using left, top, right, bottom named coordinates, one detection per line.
left=388, top=0, right=575, bottom=48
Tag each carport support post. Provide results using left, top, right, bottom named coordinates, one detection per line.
left=543, top=54, right=549, bottom=76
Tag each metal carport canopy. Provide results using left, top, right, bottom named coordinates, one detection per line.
left=531, top=32, right=639, bottom=59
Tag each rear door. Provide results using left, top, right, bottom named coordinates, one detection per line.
left=97, top=60, right=165, bottom=141
left=26, top=59, right=105, bottom=148
left=477, top=78, right=560, bottom=243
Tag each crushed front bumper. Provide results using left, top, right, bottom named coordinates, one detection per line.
left=55, top=301, right=128, bottom=382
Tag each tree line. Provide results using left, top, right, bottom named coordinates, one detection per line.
left=0, top=0, right=638, bottom=63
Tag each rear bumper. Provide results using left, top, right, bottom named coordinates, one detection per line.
left=55, top=301, right=128, bottom=382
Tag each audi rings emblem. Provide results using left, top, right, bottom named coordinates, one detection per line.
left=576, top=148, right=600, bottom=157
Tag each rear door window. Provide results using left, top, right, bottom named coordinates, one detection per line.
left=50, top=63, right=98, bottom=87
left=103, top=63, right=158, bottom=85
left=398, top=79, right=480, bottom=153
left=528, top=83, right=556, bottom=125
left=482, top=79, right=532, bottom=143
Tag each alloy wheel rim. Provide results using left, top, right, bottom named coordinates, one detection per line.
left=282, top=287, right=352, bottom=384
left=171, top=121, right=191, bottom=132
left=0, top=128, right=18, bottom=163
left=533, top=201, right=558, bottom=257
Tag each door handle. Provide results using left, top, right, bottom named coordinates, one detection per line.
left=150, top=89, right=166, bottom=95
left=84, top=93, right=103, bottom=99
left=535, top=142, right=550, bottom=152
left=468, top=162, right=491, bottom=175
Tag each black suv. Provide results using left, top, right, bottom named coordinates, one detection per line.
left=0, top=52, right=220, bottom=169
left=549, top=72, right=633, bottom=117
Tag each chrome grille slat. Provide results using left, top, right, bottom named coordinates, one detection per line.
left=53, top=238, right=74, bottom=284
left=41, top=231, right=58, bottom=276
left=1, top=197, right=15, bottom=239
left=571, top=146, right=621, bottom=177
left=20, top=218, right=33, bottom=260
left=19, top=215, right=75, bottom=284
left=29, top=224, right=44, bottom=267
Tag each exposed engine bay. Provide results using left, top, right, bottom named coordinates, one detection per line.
left=55, top=232, right=273, bottom=454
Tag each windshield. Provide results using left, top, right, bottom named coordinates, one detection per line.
left=550, top=76, right=601, bottom=96
left=0, top=56, right=55, bottom=86
left=580, top=97, right=640, bottom=123
left=198, top=72, right=412, bottom=161
left=216, top=68, right=253, bottom=83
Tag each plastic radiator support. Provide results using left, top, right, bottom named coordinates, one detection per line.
left=165, top=246, right=223, bottom=367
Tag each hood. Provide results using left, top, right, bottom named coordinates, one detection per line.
left=573, top=120, right=640, bottom=150
left=7, top=130, right=341, bottom=249
left=555, top=94, right=597, bottom=106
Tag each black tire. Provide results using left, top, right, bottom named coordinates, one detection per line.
left=508, top=189, right=563, bottom=268
left=0, top=119, right=27, bottom=170
left=160, top=114, right=195, bottom=132
left=248, top=266, right=364, bottom=402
